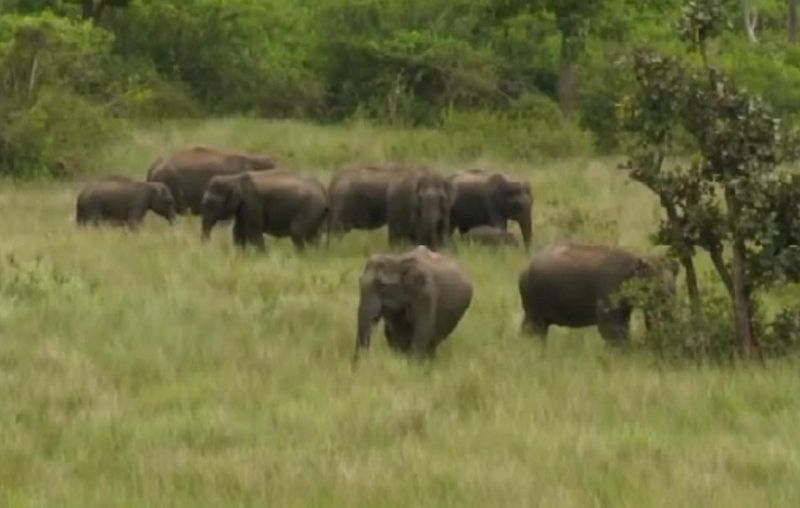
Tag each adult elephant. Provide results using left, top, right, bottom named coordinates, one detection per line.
left=386, top=170, right=453, bottom=249
left=76, top=175, right=176, bottom=228
left=448, top=169, right=533, bottom=248
left=201, top=170, right=328, bottom=250
left=146, top=146, right=277, bottom=214
left=355, top=246, right=473, bottom=359
left=518, top=243, right=679, bottom=343
left=327, top=165, right=409, bottom=235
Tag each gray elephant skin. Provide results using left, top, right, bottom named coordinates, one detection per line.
left=386, top=170, right=453, bottom=249
left=146, top=146, right=276, bottom=214
left=201, top=170, right=328, bottom=250
left=462, top=225, right=519, bottom=247
left=518, top=243, right=678, bottom=342
left=328, top=165, right=409, bottom=234
left=76, top=175, right=176, bottom=227
left=356, top=246, right=473, bottom=359
left=449, top=169, right=533, bottom=248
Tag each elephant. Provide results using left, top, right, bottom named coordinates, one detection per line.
left=386, top=170, right=453, bottom=249
left=355, top=245, right=473, bottom=359
left=518, top=243, right=679, bottom=343
left=461, top=225, right=519, bottom=247
left=448, top=169, right=533, bottom=248
left=201, top=170, right=328, bottom=250
left=146, top=146, right=277, bottom=214
left=76, top=175, right=176, bottom=227
left=327, top=165, right=410, bottom=234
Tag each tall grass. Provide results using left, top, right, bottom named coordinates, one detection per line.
left=0, top=120, right=798, bottom=507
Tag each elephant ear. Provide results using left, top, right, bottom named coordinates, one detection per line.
left=225, top=176, right=246, bottom=210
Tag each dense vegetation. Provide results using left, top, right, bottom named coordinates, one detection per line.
left=3, top=0, right=800, bottom=176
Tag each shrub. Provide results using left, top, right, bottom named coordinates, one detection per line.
left=0, top=90, right=118, bottom=178
left=440, top=93, right=594, bottom=160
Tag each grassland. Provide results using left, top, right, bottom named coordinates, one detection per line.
left=0, top=119, right=798, bottom=507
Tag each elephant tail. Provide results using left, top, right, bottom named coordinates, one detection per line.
left=324, top=204, right=332, bottom=248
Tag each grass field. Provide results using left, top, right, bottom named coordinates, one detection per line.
left=1, top=119, right=799, bottom=507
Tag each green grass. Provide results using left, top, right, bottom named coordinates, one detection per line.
left=1, top=119, right=799, bottom=507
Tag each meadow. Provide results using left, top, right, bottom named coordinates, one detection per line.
left=0, top=119, right=798, bottom=507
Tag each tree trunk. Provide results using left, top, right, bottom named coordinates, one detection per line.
left=708, top=245, right=734, bottom=297
left=790, top=0, right=798, bottom=42
left=662, top=200, right=702, bottom=317
left=743, top=1, right=759, bottom=43
left=725, top=189, right=760, bottom=358
left=557, top=32, right=577, bottom=116
left=730, top=236, right=759, bottom=357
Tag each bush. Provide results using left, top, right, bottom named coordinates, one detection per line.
left=0, top=12, right=178, bottom=177
left=440, top=94, right=594, bottom=160
left=0, top=90, right=118, bottom=178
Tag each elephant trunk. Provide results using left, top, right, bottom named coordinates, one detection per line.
left=517, top=210, right=532, bottom=249
left=201, top=214, right=216, bottom=241
left=355, top=284, right=382, bottom=354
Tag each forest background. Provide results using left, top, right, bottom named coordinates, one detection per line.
left=3, top=0, right=800, bottom=176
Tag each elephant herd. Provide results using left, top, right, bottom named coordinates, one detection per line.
left=75, top=146, right=679, bottom=359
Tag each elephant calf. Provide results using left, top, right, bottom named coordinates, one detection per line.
left=518, top=243, right=678, bottom=343
left=76, top=175, right=176, bottom=227
left=356, top=246, right=473, bottom=359
left=201, top=170, right=328, bottom=250
left=462, top=225, right=519, bottom=247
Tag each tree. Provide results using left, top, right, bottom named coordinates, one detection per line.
left=547, top=0, right=604, bottom=115
left=790, top=0, right=798, bottom=42
left=622, top=1, right=800, bottom=358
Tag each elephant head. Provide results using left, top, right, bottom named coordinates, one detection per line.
left=356, top=253, right=425, bottom=353
left=488, top=173, right=533, bottom=248
left=629, top=255, right=681, bottom=329
left=147, top=182, right=177, bottom=223
left=634, top=255, right=680, bottom=295
left=201, top=174, right=245, bottom=240
left=413, top=174, right=453, bottom=248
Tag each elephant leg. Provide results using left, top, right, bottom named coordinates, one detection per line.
left=232, top=218, right=248, bottom=247
left=597, top=304, right=632, bottom=344
left=521, top=314, right=548, bottom=341
left=290, top=216, right=316, bottom=251
left=329, top=202, right=348, bottom=236
left=384, top=317, right=412, bottom=352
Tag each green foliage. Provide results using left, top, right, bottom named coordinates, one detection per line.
left=4, top=0, right=800, bottom=175
left=621, top=1, right=800, bottom=360
left=0, top=13, right=121, bottom=176
left=440, top=93, right=594, bottom=160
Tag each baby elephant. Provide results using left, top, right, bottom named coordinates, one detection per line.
left=462, top=225, right=519, bottom=247
left=355, top=246, right=473, bottom=359
left=76, top=175, right=176, bottom=227
left=518, top=242, right=678, bottom=343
